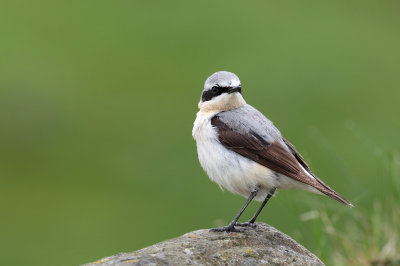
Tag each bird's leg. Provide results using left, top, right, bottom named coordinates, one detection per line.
left=237, top=188, right=276, bottom=227
left=210, top=187, right=259, bottom=232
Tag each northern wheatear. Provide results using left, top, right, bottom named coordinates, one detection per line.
left=192, top=71, right=352, bottom=232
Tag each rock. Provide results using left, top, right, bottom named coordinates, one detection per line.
left=85, top=223, right=324, bottom=265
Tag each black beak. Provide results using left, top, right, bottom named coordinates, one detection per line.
left=228, top=85, right=242, bottom=94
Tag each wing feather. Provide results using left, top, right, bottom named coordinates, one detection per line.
left=211, top=116, right=352, bottom=207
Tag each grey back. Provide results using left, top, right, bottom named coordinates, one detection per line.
left=217, top=104, right=285, bottom=145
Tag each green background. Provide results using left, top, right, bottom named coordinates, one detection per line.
left=1, top=1, right=399, bottom=265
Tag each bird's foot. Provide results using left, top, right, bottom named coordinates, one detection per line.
left=236, top=221, right=257, bottom=228
left=210, top=225, right=244, bottom=233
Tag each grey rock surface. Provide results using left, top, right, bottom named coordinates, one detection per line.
left=85, top=223, right=324, bottom=265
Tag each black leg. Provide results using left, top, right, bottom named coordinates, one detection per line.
left=210, top=187, right=259, bottom=232
left=237, top=188, right=276, bottom=227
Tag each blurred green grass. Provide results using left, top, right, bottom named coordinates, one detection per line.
left=0, top=0, right=399, bottom=265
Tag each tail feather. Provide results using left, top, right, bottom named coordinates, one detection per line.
left=282, top=138, right=353, bottom=207
left=320, top=188, right=353, bottom=207
left=312, top=176, right=353, bottom=207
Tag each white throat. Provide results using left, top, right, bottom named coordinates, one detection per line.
left=198, top=93, right=246, bottom=113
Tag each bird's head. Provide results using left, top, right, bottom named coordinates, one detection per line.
left=198, top=71, right=246, bottom=112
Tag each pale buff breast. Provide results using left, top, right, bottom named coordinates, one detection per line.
left=193, top=110, right=280, bottom=201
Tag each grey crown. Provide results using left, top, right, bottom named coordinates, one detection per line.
left=204, top=71, right=241, bottom=91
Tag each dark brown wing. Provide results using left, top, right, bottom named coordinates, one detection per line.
left=211, top=116, right=352, bottom=207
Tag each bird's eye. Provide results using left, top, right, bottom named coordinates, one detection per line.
left=211, top=87, right=218, bottom=94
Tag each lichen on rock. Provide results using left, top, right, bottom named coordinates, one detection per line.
left=85, top=223, right=324, bottom=265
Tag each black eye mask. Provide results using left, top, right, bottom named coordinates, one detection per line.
left=201, top=85, right=241, bottom=102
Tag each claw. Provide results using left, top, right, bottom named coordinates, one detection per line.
left=236, top=222, right=257, bottom=228
left=209, top=226, right=244, bottom=232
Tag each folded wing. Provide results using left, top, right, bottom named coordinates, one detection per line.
left=211, top=115, right=352, bottom=207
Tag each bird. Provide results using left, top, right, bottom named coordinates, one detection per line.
left=192, top=71, right=353, bottom=232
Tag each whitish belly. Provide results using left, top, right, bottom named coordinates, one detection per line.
left=196, top=138, right=278, bottom=201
